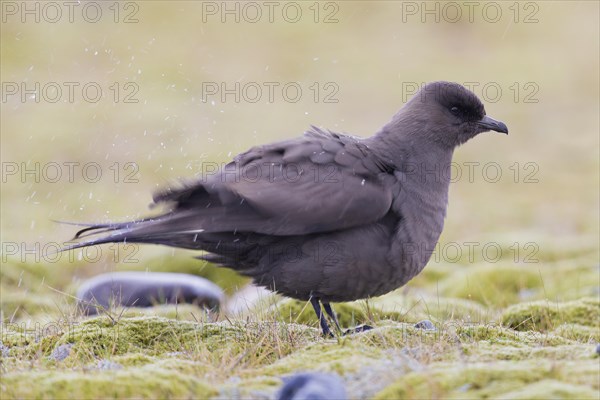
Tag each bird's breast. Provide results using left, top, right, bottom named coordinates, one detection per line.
left=387, top=175, right=449, bottom=285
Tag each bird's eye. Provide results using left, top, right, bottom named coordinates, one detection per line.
left=450, top=106, right=460, bottom=115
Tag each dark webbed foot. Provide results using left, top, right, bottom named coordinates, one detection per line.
left=343, top=324, right=373, bottom=335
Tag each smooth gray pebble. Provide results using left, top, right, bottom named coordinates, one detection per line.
left=276, top=372, right=347, bottom=400
left=49, top=344, right=73, bottom=361
left=414, top=320, right=436, bottom=331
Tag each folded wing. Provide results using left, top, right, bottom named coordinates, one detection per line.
left=67, top=128, right=395, bottom=248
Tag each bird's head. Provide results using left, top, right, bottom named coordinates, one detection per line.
left=400, top=81, right=508, bottom=148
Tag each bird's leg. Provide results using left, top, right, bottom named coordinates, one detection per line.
left=322, top=302, right=342, bottom=333
left=310, top=297, right=333, bottom=337
left=318, top=300, right=373, bottom=336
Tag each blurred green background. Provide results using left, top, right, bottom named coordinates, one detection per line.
left=1, top=1, right=598, bottom=272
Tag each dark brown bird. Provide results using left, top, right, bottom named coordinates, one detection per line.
left=65, top=81, right=508, bottom=336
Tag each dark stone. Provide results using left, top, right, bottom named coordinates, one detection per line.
left=77, top=272, right=223, bottom=315
left=49, top=344, right=73, bottom=361
left=0, top=341, right=9, bottom=357
left=276, top=372, right=346, bottom=400
left=414, top=320, right=436, bottom=331
left=343, top=324, right=373, bottom=335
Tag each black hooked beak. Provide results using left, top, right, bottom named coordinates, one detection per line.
left=478, top=115, right=508, bottom=134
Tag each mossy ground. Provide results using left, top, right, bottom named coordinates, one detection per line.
left=1, top=251, right=598, bottom=399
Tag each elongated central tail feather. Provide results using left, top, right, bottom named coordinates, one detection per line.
left=59, top=212, right=206, bottom=252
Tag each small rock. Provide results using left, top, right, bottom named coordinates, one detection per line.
left=276, top=372, right=347, bottom=400
left=0, top=341, right=9, bottom=357
left=77, top=272, right=224, bottom=315
left=97, top=359, right=123, bottom=370
left=414, top=320, right=436, bottom=331
left=49, top=344, right=73, bottom=361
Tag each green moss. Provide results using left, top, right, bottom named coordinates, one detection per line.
left=2, top=296, right=599, bottom=399
left=1, top=241, right=597, bottom=399
left=498, top=380, right=598, bottom=399
left=374, top=360, right=599, bottom=400
left=215, top=321, right=319, bottom=368
left=55, top=316, right=239, bottom=357
left=145, top=358, right=213, bottom=377
left=0, top=320, right=68, bottom=361
left=340, top=322, right=443, bottom=351
left=48, top=315, right=318, bottom=374
left=268, top=297, right=440, bottom=332
left=456, top=324, right=572, bottom=347
left=372, top=294, right=492, bottom=324
left=112, top=352, right=155, bottom=367
left=262, top=340, right=384, bottom=377
left=468, top=342, right=593, bottom=362
left=552, top=324, right=600, bottom=342
left=225, top=375, right=282, bottom=396
left=501, top=297, right=600, bottom=331
left=0, top=367, right=217, bottom=399
left=1, top=324, right=34, bottom=348
left=270, top=298, right=372, bottom=328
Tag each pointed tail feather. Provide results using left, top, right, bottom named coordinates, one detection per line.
left=59, top=223, right=143, bottom=252
left=57, top=212, right=208, bottom=252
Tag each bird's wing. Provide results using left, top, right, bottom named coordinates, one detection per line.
left=155, top=127, right=395, bottom=236
left=65, top=128, right=396, bottom=249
